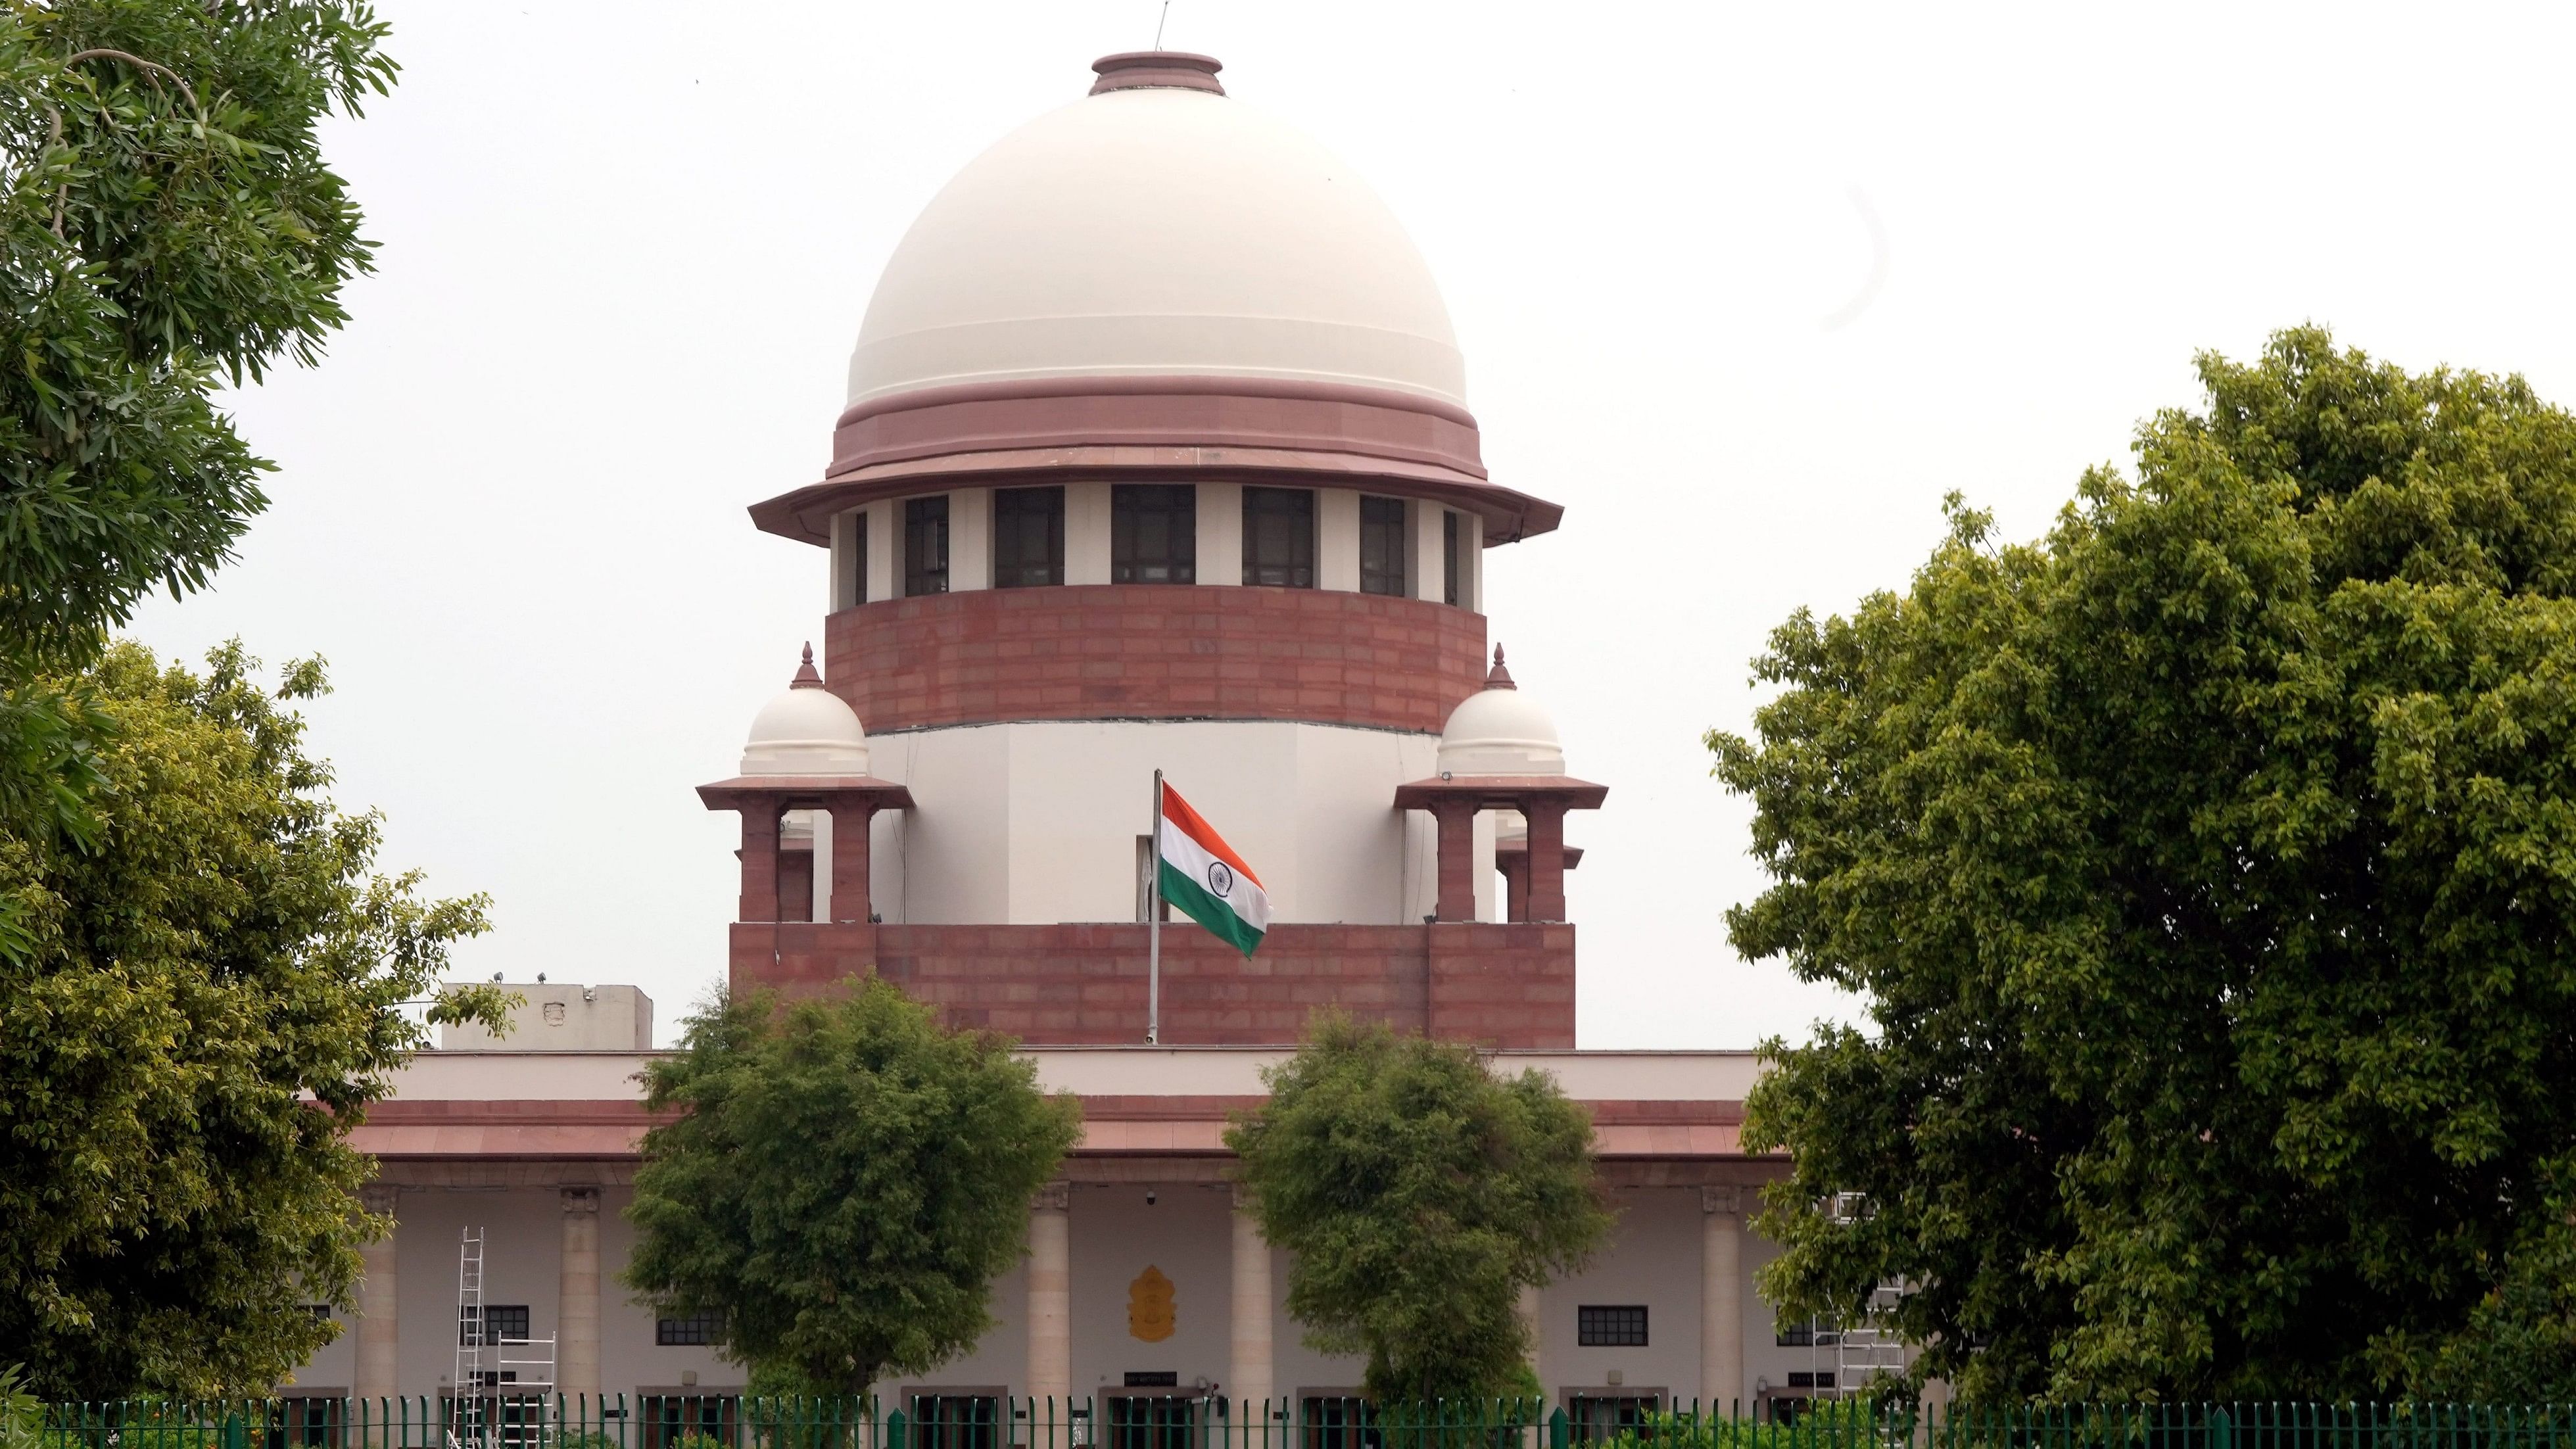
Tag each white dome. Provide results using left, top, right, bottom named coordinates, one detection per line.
left=742, top=651, right=870, bottom=776
left=847, top=61, right=1466, bottom=410
left=1437, top=656, right=1565, bottom=777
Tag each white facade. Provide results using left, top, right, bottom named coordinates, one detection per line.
left=441, top=985, right=654, bottom=1052
left=325, top=1050, right=1809, bottom=1411
left=847, top=719, right=1494, bottom=926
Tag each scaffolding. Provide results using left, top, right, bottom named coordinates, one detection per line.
left=1806, top=1195, right=1908, bottom=1399
left=448, top=1228, right=556, bottom=1449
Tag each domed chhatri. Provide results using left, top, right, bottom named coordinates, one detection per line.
left=740, top=644, right=870, bottom=776
left=1437, top=646, right=1569, bottom=778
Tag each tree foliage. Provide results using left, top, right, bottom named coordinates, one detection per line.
left=625, top=981, right=1084, bottom=1396
left=1227, top=1015, right=1611, bottom=1405
left=0, top=641, right=498, bottom=1399
left=1712, top=327, right=2576, bottom=1401
left=0, top=0, right=394, bottom=857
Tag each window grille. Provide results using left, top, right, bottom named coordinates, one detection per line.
left=842, top=511, right=868, bottom=607
left=992, top=487, right=1064, bottom=588
left=1242, top=488, right=1316, bottom=588
left=460, top=1305, right=530, bottom=1346
left=641, top=1395, right=736, bottom=1449
left=1577, top=1304, right=1648, bottom=1346
left=1359, top=496, right=1407, bottom=597
left=1442, top=510, right=1460, bottom=606
left=911, top=1395, right=1002, bottom=1449
left=655, top=1310, right=725, bottom=1346
left=1777, top=1316, right=1837, bottom=1348
left=1112, top=485, right=1196, bottom=584
left=905, top=496, right=949, bottom=596
left=1567, top=1396, right=1660, bottom=1445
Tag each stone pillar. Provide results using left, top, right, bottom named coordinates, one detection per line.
left=1497, top=845, right=1533, bottom=924
left=1432, top=801, right=1477, bottom=922
left=830, top=804, right=875, bottom=923
left=1700, top=1187, right=1744, bottom=1410
left=559, top=1187, right=603, bottom=1404
left=1229, top=1186, right=1274, bottom=1427
left=1524, top=801, right=1571, bottom=922
left=738, top=802, right=782, bottom=922
left=355, top=1184, right=401, bottom=1405
left=1028, top=1183, right=1072, bottom=1404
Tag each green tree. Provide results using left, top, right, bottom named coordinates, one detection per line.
left=625, top=980, right=1084, bottom=1397
left=0, top=641, right=500, bottom=1398
left=1711, top=327, right=2576, bottom=1401
left=0, top=0, right=394, bottom=861
left=1226, top=1015, right=1611, bottom=1405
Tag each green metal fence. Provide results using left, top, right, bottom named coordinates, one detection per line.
left=34, top=1398, right=2576, bottom=1449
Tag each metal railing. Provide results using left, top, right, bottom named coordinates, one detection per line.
left=34, top=1398, right=2576, bottom=1449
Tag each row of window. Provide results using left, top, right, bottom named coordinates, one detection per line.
left=442, top=1306, right=723, bottom=1347
left=843, top=486, right=1469, bottom=606
left=462, top=1302, right=1649, bottom=1352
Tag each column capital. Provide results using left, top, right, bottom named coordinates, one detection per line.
left=359, top=1183, right=402, bottom=1216
left=561, top=1185, right=604, bottom=1216
left=1032, top=1181, right=1071, bottom=1214
left=1700, top=1185, right=1744, bottom=1218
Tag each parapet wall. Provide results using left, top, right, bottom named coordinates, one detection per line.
left=729, top=920, right=1575, bottom=1047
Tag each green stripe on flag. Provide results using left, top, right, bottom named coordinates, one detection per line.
left=1159, top=857, right=1265, bottom=959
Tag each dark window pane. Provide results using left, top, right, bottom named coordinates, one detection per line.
left=642, top=1395, right=739, bottom=1449
left=460, top=1304, right=531, bottom=1346
left=1442, top=510, right=1460, bottom=607
left=1577, top=1304, right=1648, bottom=1346
left=656, top=1310, right=726, bottom=1346
left=1568, top=1397, right=1661, bottom=1445
left=1298, top=1398, right=1371, bottom=1449
left=1107, top=1396, right=1196, bottom=1449
left=1113, top=485, right=1197, bottom=584
left=993, top=487, right=1065, bottom=588
left=1359, top=496, right=1407, bottom=597
left=844, top=511, right=868, bottom=607
left=905, top=496, right=949, bottom=597
left=1242, top=487, right=1316, bottom=589
left=912, top=1396, right=1002, bottom=1449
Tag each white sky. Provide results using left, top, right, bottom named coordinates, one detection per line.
left=131, top=1, right=2576, bottom=1049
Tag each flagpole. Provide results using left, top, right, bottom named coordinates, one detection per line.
left=1147, top=768, right=1163, bottom=1046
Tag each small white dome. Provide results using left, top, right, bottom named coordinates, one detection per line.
left=742, top=647, right=870, bottom=776
left=846, top=54, right=1466, bottom=410
left=1436, top=649, right=1565, bottom=777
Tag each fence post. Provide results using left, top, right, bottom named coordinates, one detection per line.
left=1548, top=1408, right=1569, bottom=1449
left=888, top=1408, right=908, bottom=1449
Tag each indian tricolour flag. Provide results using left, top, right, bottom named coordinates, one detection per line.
left=1157, top=782, right=1270, bottom=958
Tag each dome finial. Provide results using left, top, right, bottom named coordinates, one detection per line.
left=1487, top=645, right=1516, bottom=690
left=792, top=643, right=823, bottom=689
left=1090, top=51, right=1225, bottom=96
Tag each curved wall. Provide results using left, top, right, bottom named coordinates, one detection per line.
left=822, top=583, right=1489, bottom=734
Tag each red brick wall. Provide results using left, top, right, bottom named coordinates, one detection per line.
left=729, top=920, right=1575, bottom=1047
left=821, top=584, right=1488, bottom=734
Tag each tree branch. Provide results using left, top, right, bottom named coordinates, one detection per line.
left=62, top=47, right=201, bottom=116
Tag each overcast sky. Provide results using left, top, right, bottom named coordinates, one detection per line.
left=130, top=1, right=2576, bottom=1049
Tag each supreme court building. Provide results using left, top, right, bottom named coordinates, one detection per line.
left=287, top=47, right=1891, bottom=1433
